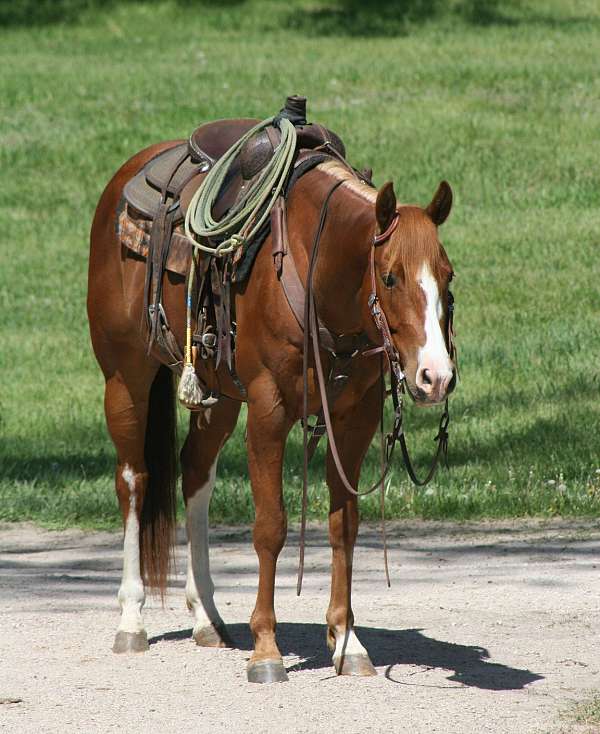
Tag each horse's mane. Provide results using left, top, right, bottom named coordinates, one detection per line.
left=317, top=160, right=451, bottom=281
left=316, top=160, right=377, bottom=204
left=388, top=207, right=452, bottom=282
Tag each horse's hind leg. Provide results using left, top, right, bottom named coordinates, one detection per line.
left=102, top=357, right=176, bottom=653
left=181, top=399, right=241, bottom=647
left=326, top=380, right=381, bottom=676
left=103, top=360, right=158, bottom=652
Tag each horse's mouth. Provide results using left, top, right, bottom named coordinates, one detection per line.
left=405, top=381, right=446, bottom=407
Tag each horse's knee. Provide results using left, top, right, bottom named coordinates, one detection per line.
left=253, top=506, right=287, bottom=556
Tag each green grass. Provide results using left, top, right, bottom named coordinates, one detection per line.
left=562, top=692, right=600, bottom=732
left=573, top=694, right=600, bottom=726
left=1, top=0, right=600, bottom=529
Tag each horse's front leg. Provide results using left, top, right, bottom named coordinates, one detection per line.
left=326, top=378, right=381, bottom=676
left=245, top=378, right=292, bottom=683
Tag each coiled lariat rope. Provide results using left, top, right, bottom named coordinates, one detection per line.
left=184, top=116, right=297, bottom=256
left=178, top=116, right=297, bottom=406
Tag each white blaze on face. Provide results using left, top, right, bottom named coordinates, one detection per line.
left=417, top=262, right=453, bottom=378
left=117, top=464, right=145, bottom=634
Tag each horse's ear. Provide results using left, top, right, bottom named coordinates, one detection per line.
left=426, top=181, right=453, bottom=226
left=376, top=181, right=397, bottom=232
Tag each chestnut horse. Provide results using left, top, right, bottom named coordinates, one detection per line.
left=87, top=140, right=456, bottom=683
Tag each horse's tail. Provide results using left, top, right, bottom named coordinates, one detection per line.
left=140, top=364, right=178, bottom=597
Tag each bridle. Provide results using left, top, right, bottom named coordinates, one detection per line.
left=297, top=179, right=457, bottom=592
left=367, top=213, right=454, bottom=487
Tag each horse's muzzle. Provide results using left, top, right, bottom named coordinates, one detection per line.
left=413, top=365, right=456, bottom=405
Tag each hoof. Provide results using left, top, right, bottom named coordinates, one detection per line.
left=193, top=622, right=233, bottom=648
left=334, top=654, right=377, bottom=677
left=247, top=658, right=289, bottom=684
left=112, top=630, right=149, bottom=654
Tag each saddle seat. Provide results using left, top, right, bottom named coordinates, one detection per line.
left=123, top=115, right=346, bottom=224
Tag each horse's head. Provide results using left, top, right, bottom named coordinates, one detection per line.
left=373, top=180, right=456, bottom=406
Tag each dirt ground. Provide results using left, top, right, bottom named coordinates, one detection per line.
left=1, top=519, right=599, bottom=734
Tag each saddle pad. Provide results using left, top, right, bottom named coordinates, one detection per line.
left=119, top=207, right=191, bottom=277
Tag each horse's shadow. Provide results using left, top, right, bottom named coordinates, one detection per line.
left=149, top=623, right=543, bottom=691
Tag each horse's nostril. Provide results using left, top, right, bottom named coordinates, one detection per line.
left=421, top=368, right=433, bottom=386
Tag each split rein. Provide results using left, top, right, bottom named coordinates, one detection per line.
left=297, top=179, right=455, bottom=593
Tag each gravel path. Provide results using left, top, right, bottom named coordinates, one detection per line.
left=1, top=519, right=599, bottom=734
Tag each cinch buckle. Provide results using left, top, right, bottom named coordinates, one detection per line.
left=391, top=361, right=405, bottom=384
left=201, top=332, right=217, bottom=349
left=301, top=418, right=326, bottom=438
left=310, top=422, right=327, bottom=438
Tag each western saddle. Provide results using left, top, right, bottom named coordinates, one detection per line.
left=121, top=95, right=358, bottom=402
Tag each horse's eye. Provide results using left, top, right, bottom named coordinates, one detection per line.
left=382, top=272, right=397, bottom=288
left=448, top=271, right=454, bottom=283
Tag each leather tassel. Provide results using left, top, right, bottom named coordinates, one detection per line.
left=178, top=362, right=204, bottom=409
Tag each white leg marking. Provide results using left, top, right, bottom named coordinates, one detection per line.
left=117, top=465, right=145, bottom=634
left=417, top=262, right=453, bottom=377
left=332, top=628, right=369, bottom=664
left=185, top=457, right=224, bottom=635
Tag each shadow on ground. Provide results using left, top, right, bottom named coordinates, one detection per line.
left=149, top=622, right=543, bottom=690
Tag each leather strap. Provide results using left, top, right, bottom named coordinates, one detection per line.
left=145, top=145, right=191, bottom=352
left=271, top=195, right=337, bottom=351
left=373, top=213, right=400, bottom=245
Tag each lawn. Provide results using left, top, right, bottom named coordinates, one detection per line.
left=1, top=0, right=599, bottom=529
left=571, top=693, right=600, bottom=728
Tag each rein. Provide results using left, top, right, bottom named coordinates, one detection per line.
left=297, top=181, right=455, bottom=593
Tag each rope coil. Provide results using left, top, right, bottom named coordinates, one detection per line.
left=184, top=116, right=297, bottom=257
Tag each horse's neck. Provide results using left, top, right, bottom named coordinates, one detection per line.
left=311, top=179, right=375, bottom=336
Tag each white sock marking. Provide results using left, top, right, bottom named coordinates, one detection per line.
left=185, top=457, right=223, bottom=633
left=332, top=628, right=368, bottom=662
left=117, top=464, right=145, bottom=634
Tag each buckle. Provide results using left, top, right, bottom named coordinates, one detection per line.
left=391, top=361, right=405, bottom=384
left=201, top=332, right=217, bottom=349
left=310, top=423, right=327, bottom=438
